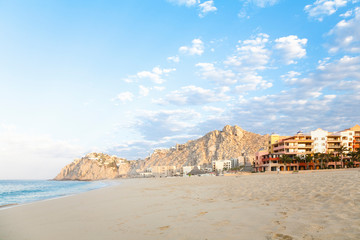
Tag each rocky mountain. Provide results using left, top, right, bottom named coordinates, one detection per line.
left=54, top=125, right=269, bottom=180
left=139, top=125, right=269, bottom=170
left=54, top=152, right=132, bottom=180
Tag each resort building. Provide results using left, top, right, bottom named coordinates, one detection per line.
left=151, top=166, right=177, bottom=177
left=311, top=128, right=328, bottom=154
left=351, top=124, right=360, bottom=151
left=254, top=124, right=360, bottom=172
left=272, top=131, right=313, bottom=156
left=212, top=158, right=239, bottom=171
left=268, top=134, right=289, bottom=153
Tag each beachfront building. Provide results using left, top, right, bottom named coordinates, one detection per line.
left=212, top=160, right=231, bottom=171
left=351, top=124, right=360, bottom=151
left=311, top=128, right=328, bottom=154
left=182, top=166, right=194, bottom=176
left=272, top=131, right=313, bottom=156
left=151, top=166, right=177, bottom=177
left=268, top=134, right=289, bottom=153
left=212, top=159, right=239, bottom=171
left=254, top=124, right=360, bottom=172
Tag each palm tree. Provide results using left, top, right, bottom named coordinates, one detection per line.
left=319, top=153, right=326, bottom=169
left=338, top=145, right=348, bottom=168
left=305, top=154, right=313, bottom=170
left=280, top=155, right=292, bottom=171
left=328, top=152, right=336, bottom=169
left=348, top=150, right=360, bottom=168
left=313, top=153, right=320, bottom=169
left=294, top=156, right=302, bottom=170
left=331, top=155, right=340, bottom=169
left=324, top=153, right=332, bottom=169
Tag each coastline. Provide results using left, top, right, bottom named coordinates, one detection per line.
left=1, top=169, right=359, bottom=240
left=0, top=179, right=121, bottom=211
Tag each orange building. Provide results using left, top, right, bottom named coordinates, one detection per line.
left=254, top=124, right=360, bottom=172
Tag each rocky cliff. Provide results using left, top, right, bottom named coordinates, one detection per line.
left=54, top=125, right=269, bottom=180
left=140, top=125, right=269, bottom=170
left=54, top=152, right=131, bottom=180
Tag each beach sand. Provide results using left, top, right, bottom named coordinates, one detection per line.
left=1, top=169, right=360, bottom=240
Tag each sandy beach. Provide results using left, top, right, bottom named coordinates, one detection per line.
left=1, top=169, right=360, bottom=240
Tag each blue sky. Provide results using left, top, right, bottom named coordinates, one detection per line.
left=1, top=0, right=360, bottom=179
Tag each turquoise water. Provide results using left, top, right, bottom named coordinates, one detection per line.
left=0, top=180, right=115, bottom=207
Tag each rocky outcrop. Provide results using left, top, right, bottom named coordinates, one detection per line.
left=141, top=125, right=269, bottom=170
left=54, top=153, right=130, bottom=180
left=54, top=125, right=269, bottom=180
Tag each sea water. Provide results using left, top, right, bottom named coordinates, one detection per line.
left=0, top=180, right=115, bottom=207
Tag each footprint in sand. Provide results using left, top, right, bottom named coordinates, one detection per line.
left=197, top=211, right=208, bottom=217
left=273, top=233, right=293, bottom=240
left=159, top=225, right=170, bottom=231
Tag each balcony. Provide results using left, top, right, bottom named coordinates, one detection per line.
left=273, top=145, right=285, bottom=151
left=297, top=140, right=313, bottom=143
left=297, top=144, right=312, bottom=148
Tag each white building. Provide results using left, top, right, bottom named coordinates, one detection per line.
left=310, top=128, right=328, bottom=153
left=339, top=129, right=354, bottom=152
left=151, top=166, right=177, bottom=177
left=212, top=159, right=236, bottom=171
left=182, top=166, right=194, bottom=176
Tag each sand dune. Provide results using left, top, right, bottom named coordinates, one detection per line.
left=1, top=169, right=360, bottom=240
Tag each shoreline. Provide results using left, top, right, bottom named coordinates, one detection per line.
left=1, top=169, right=359, bottom=239
left=0, top=179, right=123, bottom=211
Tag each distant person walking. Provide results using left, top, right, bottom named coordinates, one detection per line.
left=277, top=167, right=280, bottom=174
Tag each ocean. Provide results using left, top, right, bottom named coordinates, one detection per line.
left=0, top=180, right=115, bottom=207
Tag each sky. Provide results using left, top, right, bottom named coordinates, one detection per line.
left=1, top=0, right=360, bottom=179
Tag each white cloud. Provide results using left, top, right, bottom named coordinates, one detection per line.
left=238, top=0, right=281, bottom=18
left=281, top=71, right=301, bottom=84
left=167, top=55, right=180, bottom=63
left=316, top=55, right=360, bottom=89
left=224, top=33, right=270, bottom=71
left=328, top=7, right=360, bottom=53
left=199, top=0, right=217, bottom=17
left=340, top=8, right=354, bottom=17
left=167, top=0, right=199, bottom=6
left=250, top=0, right=281, bottom=7
left=113, top=92, right=134, bottom=103
left=158, top=85, right=230, bottom=105
left=274, top=35, right=308, bottom=64
left=202, top=106, right=225, bottom=114
left=179, top=39, right=204, bottom=56
left=167, top=0, right=216, bottom=17
left=135, top=109, right=202, bottom=139
left=154, top=86, right=166, bottom=91
left=124, top=67, right=176, bottom=84
left=196, top=62, right=237, bottom=84
left=0, top=124, right=85, bottom=179
left=235, top=73, right=272, bottom=93
left=139, top=85, right=149, bottom=97
left=305, top=0, right=348, bottom=21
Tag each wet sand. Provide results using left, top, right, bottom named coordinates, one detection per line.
left=1, top=169, right=359, bottom=240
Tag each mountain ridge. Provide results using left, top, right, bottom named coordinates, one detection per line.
left=54, top=125, right=269, bottom=180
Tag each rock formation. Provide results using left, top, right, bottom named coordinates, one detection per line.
left=54, top=125, right=269, bottom=180
left=140, top=125, right=269, bottom=170
left=54, top=152, right=131, bottom=180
